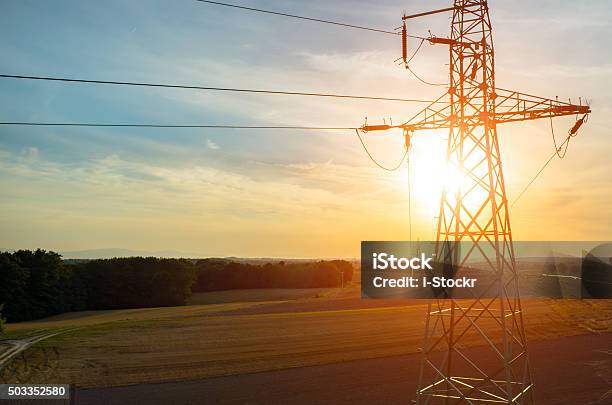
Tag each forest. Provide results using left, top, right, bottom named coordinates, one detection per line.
left=0, top=250, right=195, bottom=322
left=0, top=250, right=353, bottom=323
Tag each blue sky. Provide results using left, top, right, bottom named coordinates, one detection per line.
left=1, top=0, right=611, bottom=257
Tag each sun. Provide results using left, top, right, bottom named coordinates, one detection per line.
left=407, top=130, right=452, bottom=216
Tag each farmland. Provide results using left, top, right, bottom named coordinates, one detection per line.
left=2, top=287, right=611, bottom=390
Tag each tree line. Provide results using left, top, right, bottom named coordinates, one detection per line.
left=0, top=250, right=195, bottom=323
left=0, top=250, right=353, bottom=323
left=193, top=259, right=353, bottom=291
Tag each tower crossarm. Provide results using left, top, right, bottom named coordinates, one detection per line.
left=489, top=87, right=591, bottom=124
left=361, top=88, right=590, bottom=134
left=400, top=91, right=452, bottom=131
left=361, top=91, right=452, bottom=133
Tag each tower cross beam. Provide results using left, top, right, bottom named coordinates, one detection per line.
left=361, top=89, right=590, bottom=133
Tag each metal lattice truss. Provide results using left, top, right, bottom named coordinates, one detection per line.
left=410, top=1, right=588, bottom=403
left=398, top=88, right=590, bottom=133
left=359, top=1, right=590, bottom=403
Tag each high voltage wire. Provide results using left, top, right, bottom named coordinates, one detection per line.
left=195, top=0, right=426, bottom=39
left=403, top=38, right=449, bottom=87
left=355, top=129, right=407, bottom=171
left=406, top=65, right=448, bottom=87
left=511, top=114, right=587, bottom=207
left=0, top=74, right=437, bottom=104
left=510, top=133, right=573, bottom=208
left=0, top=122, right=357, bottom=130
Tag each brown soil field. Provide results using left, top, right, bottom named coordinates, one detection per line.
left=186, top=288, right=342, bottom=305
left=73, top=332, right=612, bottom=405
left=2, top=292, right=610, bottom=390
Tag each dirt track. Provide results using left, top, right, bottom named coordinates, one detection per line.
left=74, top=332, right=611, bottom=405
left=0, top=331, right=69, bottom=369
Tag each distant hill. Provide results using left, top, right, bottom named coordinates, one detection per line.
left=3, top=247, right=357, bottom=262
left=59, top=248, right=196, bottom=259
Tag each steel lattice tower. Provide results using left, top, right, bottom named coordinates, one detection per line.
left=415, top=1, right=533, bottom=403
left=362, top=0, right=590, bottom=403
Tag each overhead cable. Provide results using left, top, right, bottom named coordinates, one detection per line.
left=0, top=122, right=357, bottom=130
left=0, top=74, right=439, bottom=104
left=355, top=129, right=408, bottom=171
left=195, top=0, right=427, bottom=38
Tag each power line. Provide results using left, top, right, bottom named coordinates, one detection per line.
left=407, top=151, right=412, bottom=241
left=510, top=134, right=572, bottom=208
left=550, top=116, right=569, bottom=158
left=406, top=65, right=448, bottom=87
left=402, top=38, right=448, bottom=87
left=406, top=38, right=426, bottom=66
left=0, top=74, right=438, bottom=104
left=511, top=114, right=588, bottom=208
left=355, top=129, right=407, bottom=171
left=196, top=0, right=426, bottom=38
left=0, top=122, right=357, bottom=130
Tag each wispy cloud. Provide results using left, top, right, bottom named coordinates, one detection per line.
left=0, top=147, right=416, bottom=255
left=206, top=139, right=220, bottom=150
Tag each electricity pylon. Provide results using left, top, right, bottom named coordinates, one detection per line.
left=362, top=1, right=590, bottom=403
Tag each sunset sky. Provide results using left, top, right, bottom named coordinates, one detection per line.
left=1, top=0, right=611, bottom=257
